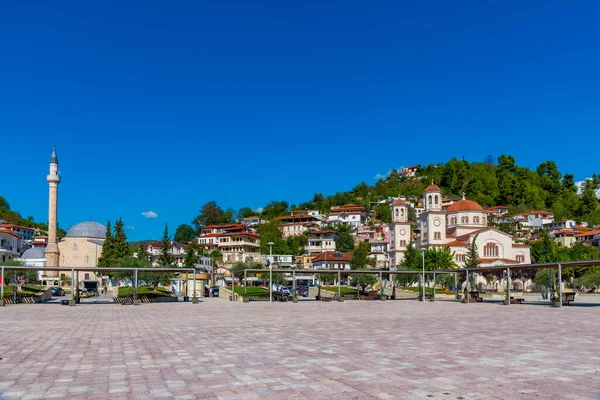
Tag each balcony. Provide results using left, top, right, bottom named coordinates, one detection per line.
left=218, top=240, right=259, bottom=248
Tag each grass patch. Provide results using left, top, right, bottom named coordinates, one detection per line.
left=1, top=285, right=46, bottom=296
left=322, top=286, right=358, bottom=295
left=400, top=287, right=456, bottom=295
left=118, top=286, right=172, bottom=298
left=234, top=286, right=269, bottom=296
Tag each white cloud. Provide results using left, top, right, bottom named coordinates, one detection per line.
left=141, top=211, right=158, bottom=219
left=254, top=207, right=264, bottom=213
left=576, top=180, right=600, bottom=197
left=125, top=225, right=135, bottom=230
left=374, top=173, right=387, bottom=180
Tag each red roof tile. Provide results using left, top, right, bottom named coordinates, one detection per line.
left=446, top=200, right=484, bottom=213
left=311, top=251, right=352, bottom=263
left=392, top=199, right=407, bottom=206
left=424, top=183, right=441, bottom=192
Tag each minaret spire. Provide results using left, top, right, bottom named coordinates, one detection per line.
left=45, top=142, right=61, bottom=269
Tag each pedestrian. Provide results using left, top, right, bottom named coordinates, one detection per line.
left=541, top=286, right=547, bottom=300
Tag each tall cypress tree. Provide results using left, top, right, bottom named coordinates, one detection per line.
left=113, top=218, right=129, bottom=262
left=98, top=220, right=114, bottom=268
left=158, top=223, right=175, bottom=267
left=463, top=234, right=481, bottom=269
left=183, top=243, right=198, bottom=269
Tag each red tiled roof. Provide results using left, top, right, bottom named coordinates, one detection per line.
left=309, top=230, right=337, bottom=235
left=576, top=229, right=600, bottom=238
left=487, top=206, right=508, bottom=210
left=512, top=243, right=529, bottom=248
left=202, top=223, right=246, bottom=229
left=311, top=251, right=352, bottom=263
left=446, top=240, right=468, bottom=247
left=0, top=229, right=22, bottom=239
left=424, top=183, right=441, bottom=192
left=0, top=224, right=35, bottom=230
left=392, top=199, right=407, bottom=206
left=446, top=200, right=484, bottom=213
left=531, top=210, right=553, bottom=215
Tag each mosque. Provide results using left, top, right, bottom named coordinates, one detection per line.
left=20, top=145, right=108, bottom=287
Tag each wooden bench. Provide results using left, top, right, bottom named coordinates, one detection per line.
left=510, top=297, right=525, bottom=304
left=562, top=292, right=576, bottom=305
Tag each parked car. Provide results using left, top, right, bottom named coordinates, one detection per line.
left=297, top=287, right=309, bottom=297
left=51, top=287, right=65, bottom=296
left=280, top=287, right=291, bottom=296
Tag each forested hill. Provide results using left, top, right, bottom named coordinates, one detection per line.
left=190, top=155, right=600, bottom=233
left=0, top=195, right=66, bottom=237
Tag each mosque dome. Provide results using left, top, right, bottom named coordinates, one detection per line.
left=65, top=221, right=106, bottom=239
left=21, top=247, right=47, bottom=259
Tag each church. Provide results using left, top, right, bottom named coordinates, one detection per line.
left=390, top=183, right=530, bottom=267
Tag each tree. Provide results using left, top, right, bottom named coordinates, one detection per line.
left=331, top=223, right=354, bottom=253
left=183, top=243, right=199, bottom=269
left=236, top=207, right=256, bottom=220
left=579, top=178, right=598, bottom=217
left=3, top=259, right=38, bottom=291
left=395, top=267, right=419, bottom=287
left=113, top=218, right=129, bottom=261
left=261, top=201, right=289, bottom=220
left=257, top=220, right=289, bottom=254
left=0, top=195, right=9, bottom=216
left=424, top=247, right=457, bottom=271
left=350, top=242, right=376, bottom=291
left=97, top=221, right=115, bottom=268
left=374, top=203, right=391, bottom=223
left=400, top=241, right=421, bottom=270
left=137, top=242, right=150, bottom=262
left=174, top=224, right=197, bottom=244
left=157, top=224, right=175, bottom=267
left=192, top=201, right=225, bottom=230
left=463, top=234, right=480, bottom=269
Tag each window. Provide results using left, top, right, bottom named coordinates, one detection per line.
left=61, top=255, right=65, bottom=265
left=395, top=209, right=399, bottom=218
left=85, top=255, right=89, bottom=265
left=451, top=217, right=457, bottom=224
left=435, top=195, right=439, bottom=205
left=400, top=208, right=404, bottom=217
left=400, top=240, right=406, bottom=247
left=434, top=232, right=441, bottom=240
left=428, top=196, right=432, bottom=206
left=84, top=273, right=90, bottom=280
left=73, top=243, right=78, bottom=252
left=461, top=216, right=469, bottom=224
left=484, top=242, right=499, bottom=257
left=474, top=216, right=480, bottom=224
left=456, top=253, right=465, bottom=262
left=516, top=254, right=525, bottom=263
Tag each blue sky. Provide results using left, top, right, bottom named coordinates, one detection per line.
left=1, top=1, right=599, bottom=240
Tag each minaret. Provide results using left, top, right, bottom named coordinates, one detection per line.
left=45, top=143, right=61, bottom=268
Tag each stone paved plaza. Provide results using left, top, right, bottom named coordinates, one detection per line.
left=1, top=299, right=600, bottom=400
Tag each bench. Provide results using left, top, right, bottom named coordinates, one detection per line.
left=510, top=297, right=525, bottom=304
left=61, top=299, right=70, bottom=305
left=321, top=296, right=332, bottom=302
left=469, top=291, right=483, bottom=303
left=562, top=292, right=576, bottom=305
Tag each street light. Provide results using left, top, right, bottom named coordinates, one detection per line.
left=268, top=242, right=274, bottom=303
left=421, top=249, right=425, bottom=302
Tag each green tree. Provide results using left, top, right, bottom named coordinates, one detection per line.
left=257, top=220, right=289, bottom=254
left=157, top=224, right=175, bottom=267
left=113, top=218, right=129, bottom=261
left=174, top=224, right=197, bottom=243
left=463, top=234, right=480, bottom=269
left=2, top=259, right=38, bottom=291
left=137, top=242, right=150, bottom=262
left=331, top=223, right=354, bottom=253
left=374, top=203, right=391, bottom=223
left=183, top=243, right=199, bottom=269
left=192, top=201, right=225, bottom=230
left=236, top=207, right=257, bottom=220
left=97, top=220, right=115, bottom=268
left=261, top=201, right=289, bottom=220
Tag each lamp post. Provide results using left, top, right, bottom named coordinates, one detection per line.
left=421, top=249, right=425, bottom=301
left=268, top=242, right=274, bottom=303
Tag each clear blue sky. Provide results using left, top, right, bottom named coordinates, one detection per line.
left=1, top=1, right=599, bottom=241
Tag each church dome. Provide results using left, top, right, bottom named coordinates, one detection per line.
left=65, top=221, right=106, bottom=239
left=446, top=199, right=484, bottom=213
left=21, top=247, right=46, bottom=259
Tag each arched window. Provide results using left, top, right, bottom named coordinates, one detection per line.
left=61, top=255, right=65, bottom=265
left=434, top=232, right=441, bottom=240
left=456, top=253, right=465, bottom=262
left=462, top=216, right=469, bottom=224
left=474, top=216, right=480, bottom=224
left=400, top=208, right=404, bottom=216
left=451, top=217, right=457, bottom=224
left=73, top=243, right=78, bottom=253
left=516, top=253, right=525, bottom=263
left=435, top=195, right=439, bottom=205
left=395, top=209, right=399, bottom=218
left=484, top=242, right=499, bottom=257
left=85, top=255, right=89, bottom=265
left=400, top=240, right=406, bottom=247
left=428, top=196, right=432, bottom=206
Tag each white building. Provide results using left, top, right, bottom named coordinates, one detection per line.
left=0, top=228, right=21, bottom=263
left=0, top=224, right=36, bottom=250
left=306, top=230, right=337, bottom=255
left=417, top=184, right=531, bottom=267
left=327, top=204, right=367, bottom=229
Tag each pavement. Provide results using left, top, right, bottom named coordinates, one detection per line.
left=1, top=298, right=600, bottom=399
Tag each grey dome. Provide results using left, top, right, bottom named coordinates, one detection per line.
left=66, top=221, right=106, bottom=239
left=21, top=247, right=47, bottom=259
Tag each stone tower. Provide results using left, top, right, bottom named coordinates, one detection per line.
left=45, top=143, right=61, bottom=268
left=419, top=182, right=446, bottom=247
